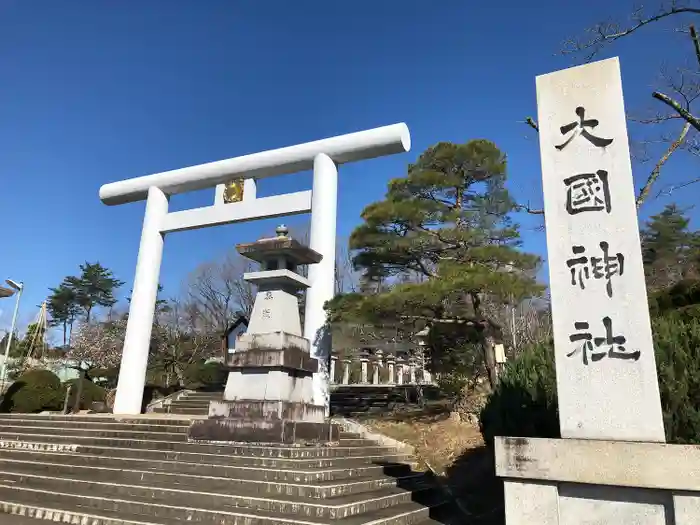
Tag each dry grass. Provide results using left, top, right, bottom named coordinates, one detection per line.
left=363, top=412, right=504, bottom=525
left=365, top=413, right=483, bottom=473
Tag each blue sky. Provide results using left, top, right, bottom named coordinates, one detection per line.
left=1, top=1, right=698, bottom=336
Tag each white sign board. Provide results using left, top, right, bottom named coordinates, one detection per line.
left=536, top=57, right=665, bottom=443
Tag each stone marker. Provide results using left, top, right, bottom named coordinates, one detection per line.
left=189, top=225, right=337, bottom=444
left=536, top=56, right=665, bottom=443
left=496, top=57, right=689, bottom=525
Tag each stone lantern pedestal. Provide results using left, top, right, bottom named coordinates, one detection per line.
left=189, top=226, right=338, bottom=444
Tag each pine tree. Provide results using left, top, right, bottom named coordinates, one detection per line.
left=641, top=204, right=700, bottom=290
left=327, top=140, right=543, bottom=388
left=65, top=262, right=125, bottom=323
left=47, top=282, right=81, bottom=347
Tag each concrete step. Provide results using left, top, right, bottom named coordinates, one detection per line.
left=0, top=413, right=447, bottom=525
left=0, top=447, right=418, bottom=483
left=0, top=425, right=189, bottom=442
left=181, top=391, right=223, bottom=398
left=0, top=420, right=373, bottom=448
left=0, top=483, right=446, bottom=525
left=0, top=414, right=195, bottom=425
left=0, top=457, right=430, bottom=499
left=0, top=470, right=439, bottom=519
left=0, top=418, right=191, bottom=433
left=0, top=431, right=394, bottom=458
left=0, top=440, right=413, bottom=469
left=154, top=406, right=208, bottom=415
left=168, top=400, right=212, bottom=407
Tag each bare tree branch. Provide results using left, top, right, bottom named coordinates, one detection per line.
left=525, top=117, right=539, bottom=131
left=563, top=4, right=700, bottom=61
left=184, top=252, right=256, bottom=334
left=514, top=202, right=544, bottom=215
left=690, top=23, right=700, bottom=64
left=637, top=121, right=692, bottom=207
left=653, top=91, right=700, bottom=130
left=522, top=15, right=700, bottom=212
left=655, top=175, right=700, bottom=197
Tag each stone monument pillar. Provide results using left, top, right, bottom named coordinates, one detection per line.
left=189, top=225, right=338, bottom=444
left=496, top=57, right=700, bottom=525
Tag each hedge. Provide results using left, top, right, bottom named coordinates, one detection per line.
left=480, top=313, right=700, bottom=445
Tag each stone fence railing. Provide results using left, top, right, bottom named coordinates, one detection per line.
left=330, top=350, right=434, bottom=386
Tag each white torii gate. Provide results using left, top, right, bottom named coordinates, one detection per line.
left=99, top=123, right=411, bottom=415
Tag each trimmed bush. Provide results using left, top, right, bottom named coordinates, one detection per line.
left=480, top=315, right=700, bottom=446
left=653, top=313, right=700, bottom=444
left=479, top=341, right=559, bottom=446
left=0, top=369, right=64, bottom=413
left=184, top=361, right=227, bottom=391
left=65, top=377, right=107, bottom=411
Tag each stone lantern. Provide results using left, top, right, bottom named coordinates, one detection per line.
left=415, top=326, right=432, bottom=384
left=189, top=225, right=338, bottom=444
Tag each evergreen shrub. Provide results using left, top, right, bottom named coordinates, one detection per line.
left=0, top=369, right=64, bottom=413
left=184, top=361, right=227, bottom=391
left=65, top=377, right=107, bottom=411
left=479, top=314, right=700, bottom=445
left=479, top=341, right=559, bottom=446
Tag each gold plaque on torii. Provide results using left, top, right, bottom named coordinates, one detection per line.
left=223, top=179, right=245, bottom=203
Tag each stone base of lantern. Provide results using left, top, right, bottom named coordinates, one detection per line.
left=188, top=331, right=334, bottom=444
left=189, top=415, right=338, bottom=445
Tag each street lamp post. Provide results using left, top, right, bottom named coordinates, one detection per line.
left=1, top=279, right=24, bottom=391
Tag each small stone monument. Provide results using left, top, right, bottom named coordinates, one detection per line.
left=189, top=225, right=338, bottom=444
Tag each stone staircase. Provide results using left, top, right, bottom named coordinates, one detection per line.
left=153, top=390, right=222, bottom=415
left=152, top=386, right=441, bottom=419
left=330, top=386, right=440, bottom=418
left=0, top=414, right=454, bottom=524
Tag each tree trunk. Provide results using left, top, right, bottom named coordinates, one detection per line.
left=469, top=291, right=499, bottom=390
left=62, top=322, right=67, bottom=348
left=175, top=366, right=185, bottom=388
left=482, top=332, right=500, bottom=390
left=73, top=369, right=85, bottom=414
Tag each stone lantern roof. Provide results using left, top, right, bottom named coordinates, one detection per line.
left=235, top=225, right=322, bottom=266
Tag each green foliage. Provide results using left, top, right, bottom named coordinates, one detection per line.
left=479, top=341, right=559, bottom=447
left=17, top=322, right=46, bottom=358
left=127, top=284, right=170, bottom=319
left=649, top=279, right=700, bottom=317
left=47, top=282, right=81, bottom=347
left=88, top=367, right=119, bottom=389
left=428, top=324, right=483, bottom=376
left=0, top=369, right=64, bottom=413
left=329, top=140, right=543, bottom=324
left=64, top=262, right=125, bottom=323
left=327, top=140, right=544, bottom=390
left=653, top=314, right=700, bottom=444
left=435, top=373, right=470, bottom=407
left=184, top=361, right=227, bottom=391
left=65, top=378, right=107, bottom=411
left=641, top=204, right=700, bottom=290
left=480, top=315, right=700, bottom=446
